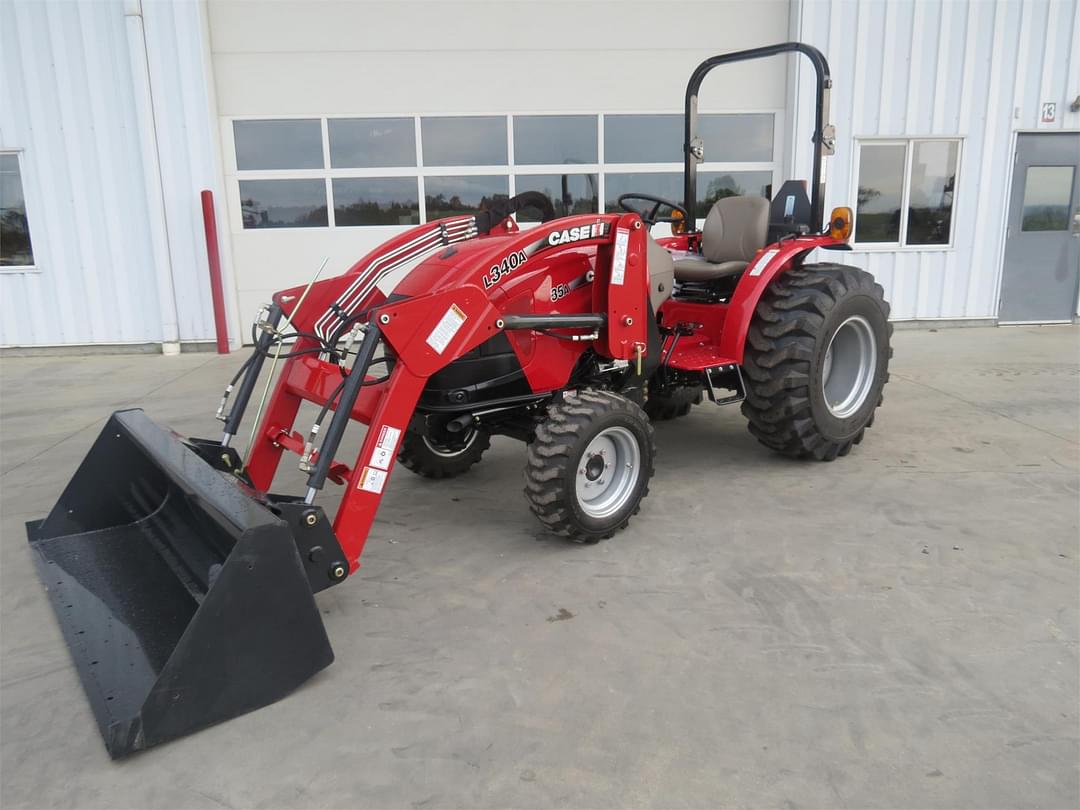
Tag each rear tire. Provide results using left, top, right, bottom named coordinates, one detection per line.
left=397, top=423, right=490, bottom=479
left=525, top=390, right=655, bottom=542
left=741, top=263, right=892, bottom=461
left=644, top=385, right=703, bottom=421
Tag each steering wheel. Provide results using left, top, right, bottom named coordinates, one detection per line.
left=617, top=193, right=691, bottom=227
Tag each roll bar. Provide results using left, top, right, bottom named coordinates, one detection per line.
left=684, top=42, right=833, bottom=230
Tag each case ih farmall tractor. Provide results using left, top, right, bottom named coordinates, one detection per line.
left=28, top=43, right=891, bottom=757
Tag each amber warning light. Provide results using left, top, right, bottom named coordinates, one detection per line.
left=670, top=208, right=687, bottom=235
left=829, top=206, right=853, bottom=242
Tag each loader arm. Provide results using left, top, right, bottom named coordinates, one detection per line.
left=239, top=211, right=650, bottom=573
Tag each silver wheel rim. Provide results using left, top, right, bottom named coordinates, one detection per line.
left=822, top=315, right=878, bottom=418
left=574, top=426, right=641, bottom=519
left=422, top=428, right=478, bottom=458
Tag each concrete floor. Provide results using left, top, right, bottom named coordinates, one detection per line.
left=0, top=325, right=1077, bottom=809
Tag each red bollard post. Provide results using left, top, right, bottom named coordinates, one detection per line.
left=201, top=189, right=230, bottom=354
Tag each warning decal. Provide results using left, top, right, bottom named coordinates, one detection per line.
left=425, top=303, right=468, bottom=354
left=610, top=228, right=630, bottom=286
left=369, top=424, right=401, bottom=471
left=357, top=466, right=388, bottom=494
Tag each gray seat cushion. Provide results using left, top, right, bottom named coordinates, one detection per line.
left=672, top=257, right=747, bottom=282
left=673, top=195, right=769, bottom=282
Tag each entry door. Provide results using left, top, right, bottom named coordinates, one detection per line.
left=999, top=133, right=1080, bottom=323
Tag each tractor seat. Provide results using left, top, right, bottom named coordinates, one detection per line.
left=673, top=195, right=769, bottom=282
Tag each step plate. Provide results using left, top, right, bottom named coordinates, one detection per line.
left=665, top=340, right=738, bottom=372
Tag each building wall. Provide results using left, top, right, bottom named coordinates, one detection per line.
left=5, top=0, right=1072, bottom=348
left=0, top=0, right=224, bottom=348
left=206, top=0, right=793, bottom=322
left=789, top=0, right=1080, bottom=321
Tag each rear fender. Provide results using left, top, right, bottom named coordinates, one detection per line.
left=718, top=235, right=840, bottom=364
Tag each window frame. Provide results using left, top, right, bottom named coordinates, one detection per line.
left=0, top=149, right=39, bottom=273
left=224, top=109, right=784, bottom=233
left=850, top=136, right=963, bottom=251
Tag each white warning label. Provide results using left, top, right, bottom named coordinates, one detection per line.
left=369, top=424, right=401, bottom=470
left=357, top=466, right=388, bottom=494
left=425, top=303, right=468, bottom=354
left=748, top=248, right=779, bottom=277
left=610, top=228, right=630, bottom=286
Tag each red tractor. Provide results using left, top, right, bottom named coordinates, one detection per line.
left=28, top=43, right=890, bottom=757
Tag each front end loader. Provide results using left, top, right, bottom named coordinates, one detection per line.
left=27, top=43, right=892, bottom=757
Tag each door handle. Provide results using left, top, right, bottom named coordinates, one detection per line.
left=1073, top=208, right=1080, bottom=237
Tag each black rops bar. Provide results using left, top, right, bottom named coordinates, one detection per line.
left=501, top=313, right=607, bottom=330
left=684, top=42, right=832, bottom=231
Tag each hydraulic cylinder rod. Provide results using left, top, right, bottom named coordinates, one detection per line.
left=222, top=303, right=282, bottom=446
left=305, top=323, right=382, bottom=500
left=500, top=313, right=607, bottom=330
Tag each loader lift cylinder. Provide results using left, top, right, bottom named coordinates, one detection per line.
left=305, top=322, right=382, bottom=500
left=222, top=303, right=282, bottom=446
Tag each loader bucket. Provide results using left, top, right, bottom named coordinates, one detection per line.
left=25, top=409, right=334, bottom=758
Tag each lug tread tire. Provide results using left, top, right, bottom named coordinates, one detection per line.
left=397, top=428, right=491, bottom=479
left=741, top=264, right=892, bottom=461
left=525, top=390, right=655, bottom=543
left=644, top=386, right=704, bottom=421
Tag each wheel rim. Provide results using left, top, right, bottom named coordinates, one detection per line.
left=822, top=315, right=878, bottom=418
left=574, top=427, right=641, bottom=519
left=422, top=428, right=478, bottom=458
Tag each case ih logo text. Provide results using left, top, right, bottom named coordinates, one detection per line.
left=547, top=222, right=610, bottom=247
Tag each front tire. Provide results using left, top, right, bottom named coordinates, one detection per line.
left=644, top=385, right=703, bottom=421
left=397, top=422, right=490, bottom=479
left=741, top=264, right=892, bottom=460
left=525, top=390, right=655, bottom=542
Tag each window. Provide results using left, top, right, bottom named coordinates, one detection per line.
left=604, top=172, right=683, bottom=214
left=853, top=138, right=960, bottom=247
left=239, top=180, right=328, bottom=228
left=698, top=171, right=773, bottom=218
left=1, top=152, right=34, bottom=268
left=233, top=120, right=323, bottom=170
left=421, top=117, right=507, bottom=166
left=425, top=176, right=508, bottom=219
left=605, top=115, right=683, bottom=164
left=604, top=113, right=774, bottom=164
left=329, top=118, right=415, bottom=168
left=229, top=112, right=780, bottom=229
left=515, top=174, right=598, bottom=221
left=1020, top=166, right=1075, bottom=231
left=603, top=114, right=777, bottom=220
left=697, top=114, right=774, bottom=163
left=514, top=115, right=597, bottom=165
left=333, top=178, right=419, bottom=226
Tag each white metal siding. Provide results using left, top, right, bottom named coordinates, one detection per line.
left=1, top=0, right=160, bottom=345
left=790, top=0, right=1080, bottom=320
left=0, top=0, right=222, bottom=347
left=140, top=0, right=227, bottom=344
